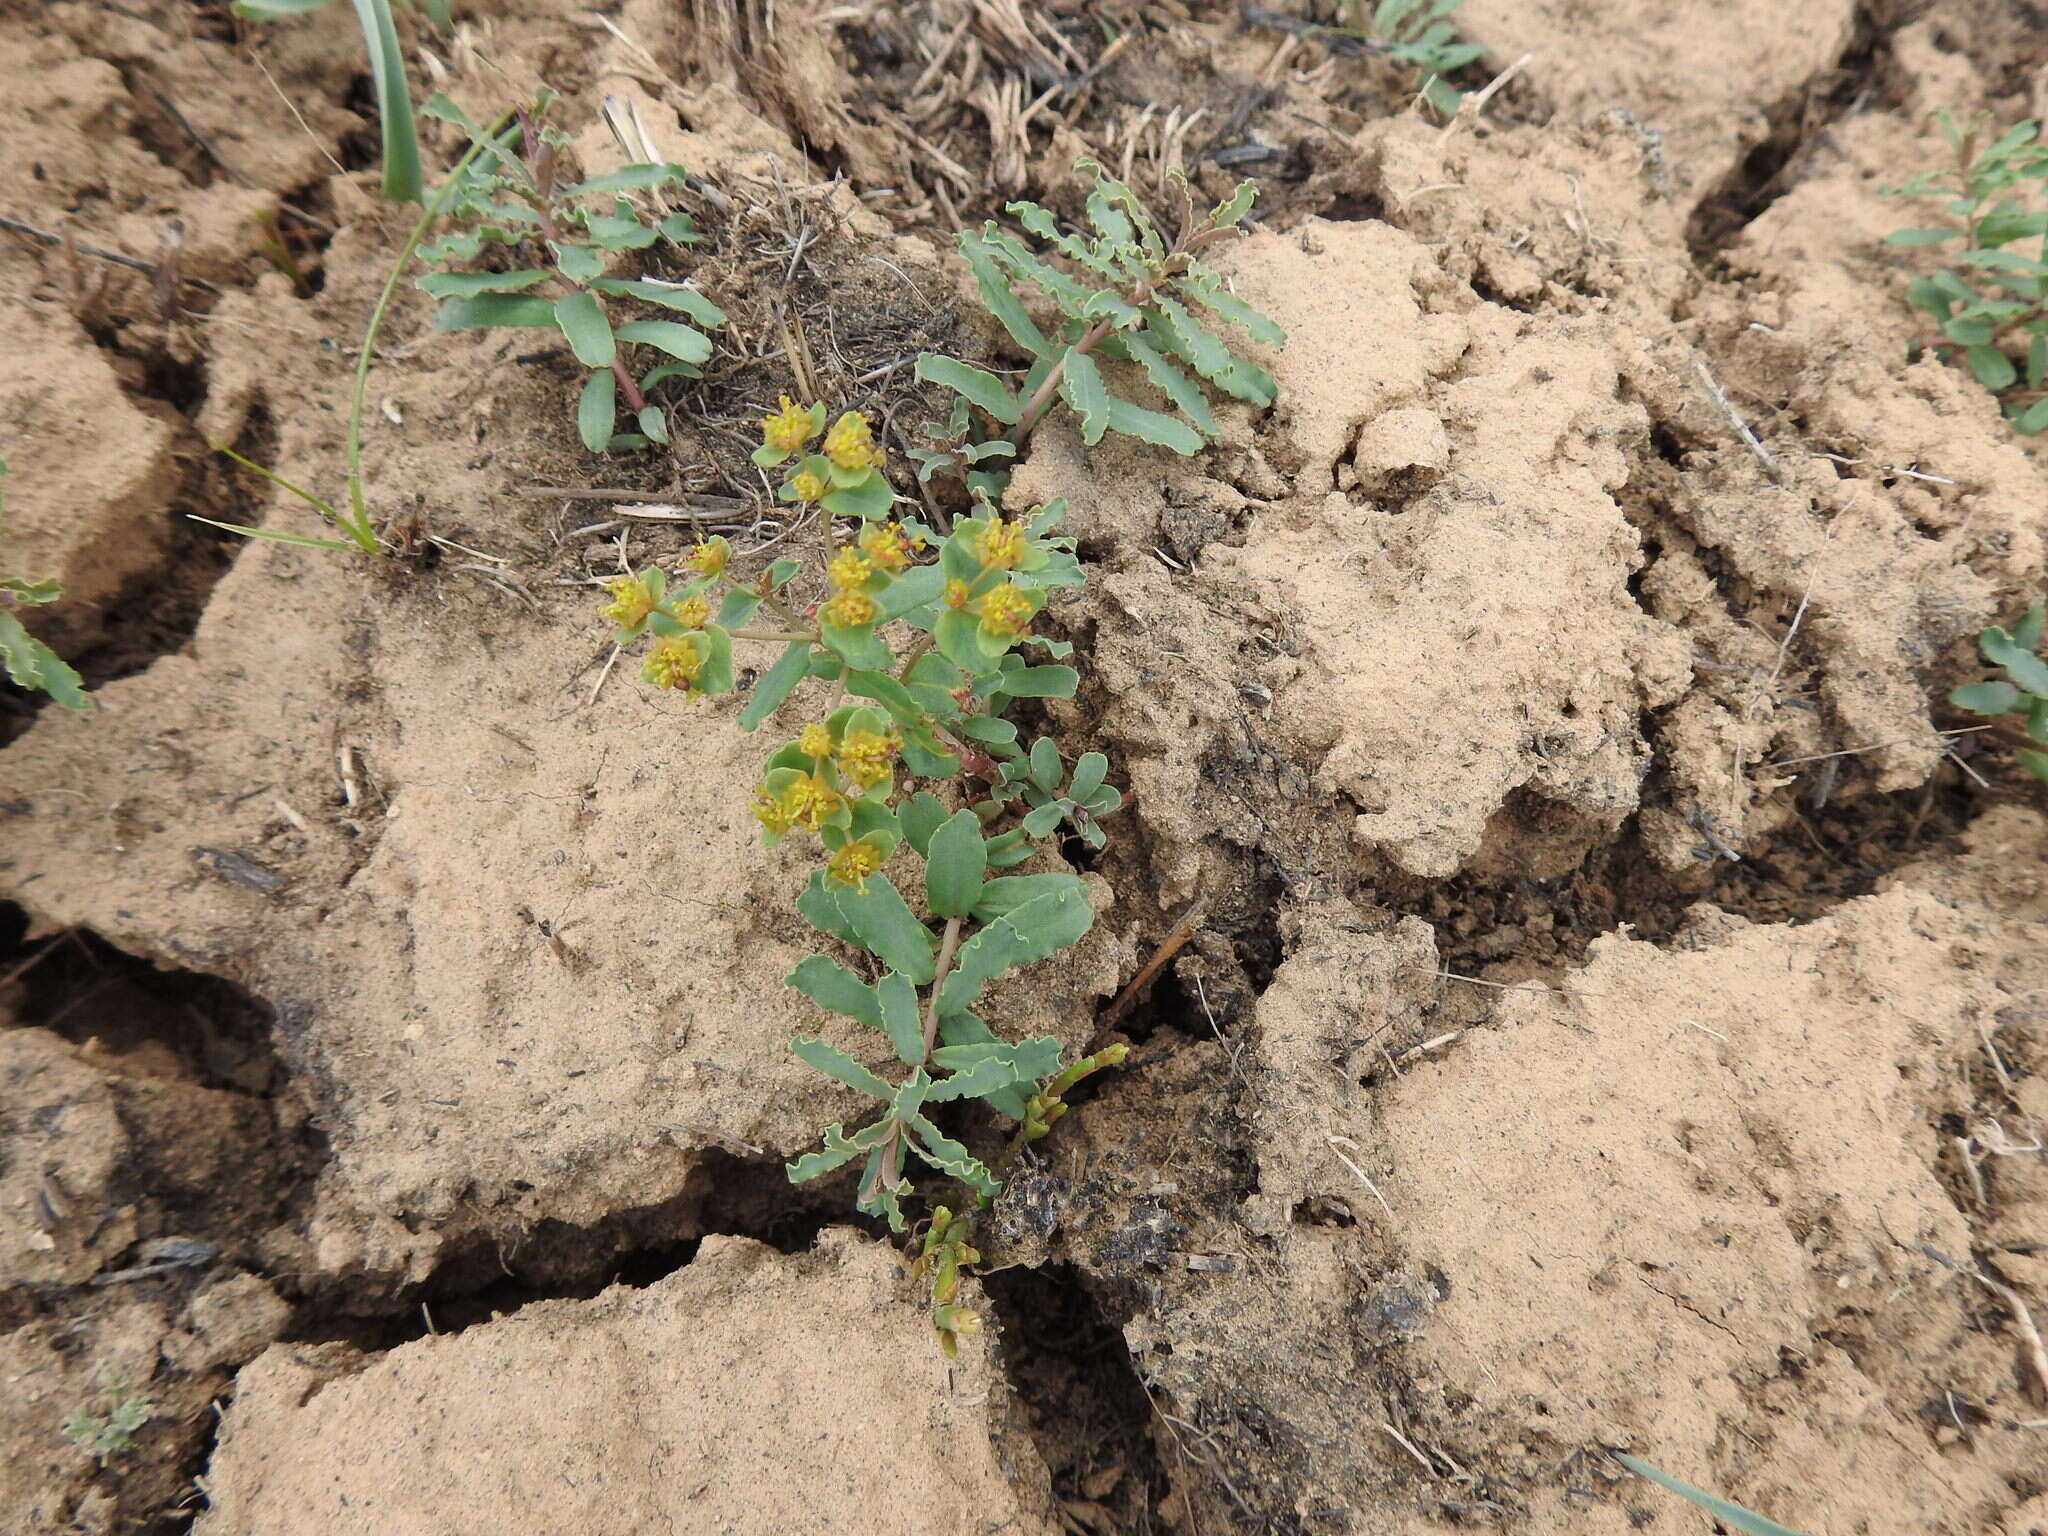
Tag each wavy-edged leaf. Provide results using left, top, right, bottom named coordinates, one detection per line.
left=1106, top=397, right=1203, bottom=453
left=1122, top=332, right=1218, bottom=437
left=552, top=243, right=606, bottom=283
left=0, top=611, right=89, bottom=710
left=1952, top=679, right=2020, bottom=714
left=740, top=640, right=813, bottom=731
left=1982, top=625, right=2048, bottom=696
left=560, top=163, right=689, bottom=196
left=916, top=354, right=1021, bottom=423
left=587, top=279, right=726, bottom=327
left=789, top=1034, right=893, bottom=1098
left=615, top=319, right=712, bottom=364
left=1059, top=347, right=1110, bottom=445
left=786, top=1118, right=892, bottom=1182
left=970, top=872, right=1085, bottom=922
left=554, top=292, right=615, bottom=367
left=876, top=970, right=924, bottom=1065
left=831, top=874, right=938, bottom=984
left=798, top=869, right=862, bottom=943
left=938, top=884, right=1095, bottom=1013
left=1180, top=270, right=1287, bottom=347
left=576, top=370, right=616, bottom=453
left=926, top=1035, right=1064, bottom=1104
left=787, top=954, right=882, bottom=1029
left=904, top=1114, right=1001, bottom=1195
left=981, top=225, right=1094, bottom=316
left=958, top=231, right=1050, bottom=356
left=2015, top=601, right=2046, bottom=650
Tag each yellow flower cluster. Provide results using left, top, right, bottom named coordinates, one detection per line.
left=761, top=395, right=817, bottom=454
left=823, top=410, right=885, bottom=472
left=642, top=634, right=705, bottom=692
left=798, top=723, right=834, bottom=759
left=974, top=518, right=1026, bottom=571
left=790, top=470, right=827, bottom=503
left=826, top=837, right=886, bottom=890
left=975, top=582, right=1032, bottom=638
left=835, top=726, right=900, bottom=790
left=685, top=539, right=728, bottom=579
left=750, top=772, right=846, bottom=836
left=827, top=548, right=874, bottom=591
left=599, top=574, right=655, bottom=629
left=857, top=522, right=916, bottom=573
left=823, top=542, right=879, bottom=629
left=669, top=594, right=711, bottom=631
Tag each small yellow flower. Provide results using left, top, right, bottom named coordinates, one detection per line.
left=827, top=548, right=875, bottom=592
left=797, top=775, right=845, bottom=831
left=823, top=411, right=885, bottom=472
left=858, top=522, right=913, bottom=573
left=761, top=395, right=817, bottom=454
left=974, top=518, right=1027, bottom=571
left=686, top=539, right=729, bottom=579
left=643, top=634, right=705, bottom=691
left=751, top=783, right=796, bottom=836
left=823, top=589, right=879, bottom=629
left=598, top=574, right=655, bottom=628
left=798, top=723, right=834, bottom=759
left=826, top=837, right=886, bottom=890
left=835, top=726, right=900, bottom=791
left=790, top=470, right=828, bottom=503
left=975, top=581, right=1032, bottom=639
left=667, top=594, right=710, bottom=631
left=943, top=578, right=972, bottom=611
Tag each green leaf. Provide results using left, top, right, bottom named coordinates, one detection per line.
left=787, top=955, right=882, bottom=1028
left=740, top=641, right=812, bottom=731
left=789, top=1035, right=893, bottom=1098
left=561, top=163, right=688, bottom=195
left=821, top=473, right=895, bottom=522
left=970, top=873, right=1085, bottom=922
left=588, top=278, right=726, bottom=327
left=641, top=362, right=702, bottom=390
left=1106, top=397, right=1203, bottom=454
left=900, top=729, right=961, bottom=778
left=1884, top=228, right=1962, bottom=245
left=1121, top=332, right=1219, bottom=437
left=1069, top=751, right=1109, bottom=802
left=2016, top=398, right=2048, bottom=434
left=658, top=211, right=699, bottom=244
left=958, top=231, right=1051, bottom=356
left=1028, top=736, right=1063, bottom=791
left=0, top=610, right=89, bottom=710
left=904, top=1115, right=1000, bottom=1196
left=998, top=664, right=1078, bottom=699
left=956, top=715, right=1019, bottom=745
left=1611, top=1455, right=1809, bottom=1536
left=926, top=810, right=987, bottom=918
left=434, top=293, right=559, bottom=330
left=925, top=1036, right=1064, bottom=1103
left=938, top=884, right=1095, bottom=1013
left=1951, top=679, right=2021, bottom=714
left=553, top=292, right=616, bottom=368
left=1967, top=344, right=2019, bottom=390
left=899, top=793, right=950, bottom=857
left=1981, top=625, right=2048, bottom=696
left=416, top=268, right=550, bottom=298
left=349, top=0, right=425, bottom=202
left=2020, top=748, right=2048, bottom=785
left=820, top=616, right=895, bottom=672
left=577, top=370, right=616, bottom=453
left=877, top=564, right=947, bottom=621
left=1179, top=271, right=1286, bottom=347
left=232, top=0, right=332, bottom=13
left=2029, top=696, right=2048, bottom=743
left=798, top=870, right=861, bottom=943
left=615, top=319, right=712, bottom=364
left=1058, top=347, right=1110, bottom=445
left=552, top=243, right=607, bottom=283
left=787, top=1119, right=892, bottom=1183
left=831, top=875, right=938, bottom=984
left=1022, top=800, right=1066, bottom=838
left=875, top=971, right=925, bottom=1065
left=636, top=404, right=669, bottom=444
left=915, top=355, right=1021, bottom=423
left=2013, top=601, right=2045, bottom=650
left=846, top=670, right=923, bottom=725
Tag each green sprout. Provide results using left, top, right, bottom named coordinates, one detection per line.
left=60, top=1371, right=153, bottom=1467
left=231, top=0, right=444, bottom=204
left=1612, top=1454, right=1807, bottom=1536
left=416, top=95, right=722, bottom=453
left=1882, top=111, right=2048, bottom=432
left=1341, top=0, right=1487, bottom=114
left=1950, top=599, right=2048, bottom=783
left=0, top=459, right=89, bottom=711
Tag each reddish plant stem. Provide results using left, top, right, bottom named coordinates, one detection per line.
left=920, top=917, right=965, bottom=1060
left=1011, top=315, right=1115, bottom=442
left=524, top=138, right=649, bottom=415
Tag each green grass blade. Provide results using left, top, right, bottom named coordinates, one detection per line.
left=349, top=0, right=423, bottom=203
left=184, top=516, right=361, bottom=553
left=1612, top=1455, right=1808, bottom=1536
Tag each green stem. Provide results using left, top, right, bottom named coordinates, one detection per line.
left=729, top=627, right=814, bottom=643
left=344, top=111, right=517, bottom=553
left=1011, top=315, right=1115, bottom=443
left=895, top=633, right=935, bottom=681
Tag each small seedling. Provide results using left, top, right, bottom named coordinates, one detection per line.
left=416, top=95, right=723, bottom=453
left=0, top=459, right=89, bottom=711
left=231, top=0, right=445, bottom=204
left=1612, top=1453, right=1807, bottom=1536
left=1950, top=599, right=2048, bottom=783
left=61, top=1370, right=153, bottom=1467
left=1882, top=111, right=2048, bottom=432
left=1335, top=0, right=1487, bottom=114
left=910, top=159, right=1285, bottom=492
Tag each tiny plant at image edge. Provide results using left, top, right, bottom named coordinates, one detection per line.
left=1950, top=598, right=2048, bottom=783
left=61, top=1370, right=154, bottom=1467
left=1881, top=110, right=2048, bottom=432
left=1332, top=0, right=1488, bottom=115
left=0, top=458, right=90, bottom=711
left=602, top=160, right=1283, bottom=1350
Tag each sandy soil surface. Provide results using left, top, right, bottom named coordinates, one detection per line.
left=3, top=0, right=2047, bottom=1532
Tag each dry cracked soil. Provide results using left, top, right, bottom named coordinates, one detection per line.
left=5, top=0, right=2048, bottom=1532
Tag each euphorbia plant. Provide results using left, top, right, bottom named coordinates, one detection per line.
left=603, top=161, right=1282, bottom=1347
